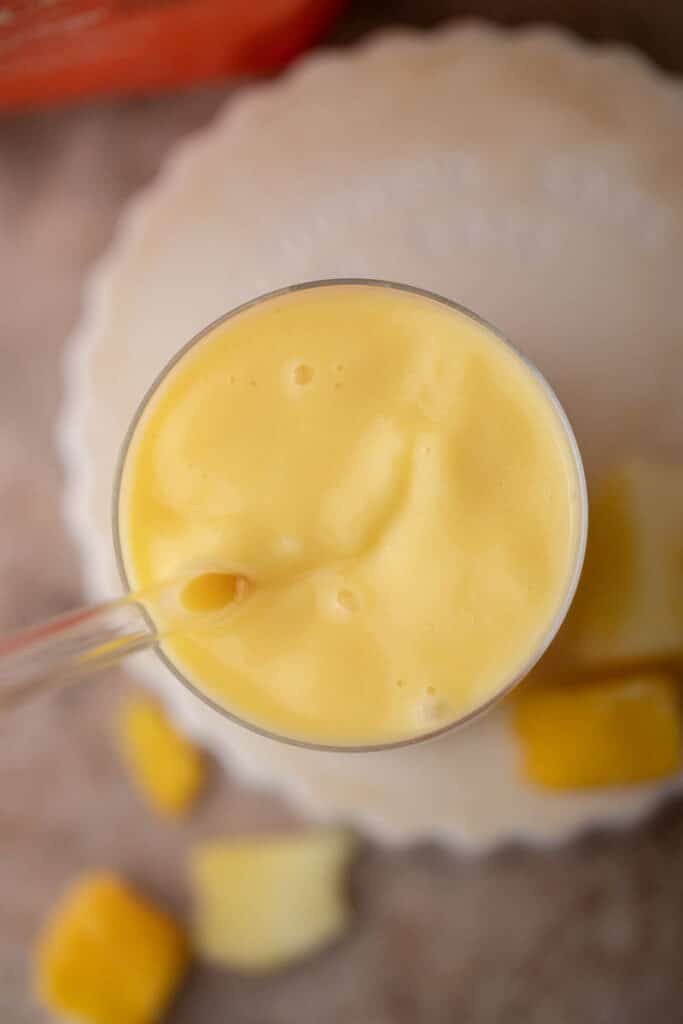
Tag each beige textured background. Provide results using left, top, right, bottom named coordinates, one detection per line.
left=1, top=2, right=683, bottom=1021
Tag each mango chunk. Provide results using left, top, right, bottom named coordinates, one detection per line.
left=34, top=874, right=189, bottom=1024
left=118, top=696, right=204, bottom=816
left=513, top=671, right=682, bottom=788
left=572, top=461, right=683, bottom=667
left=189, top=829, right=356, bottom=972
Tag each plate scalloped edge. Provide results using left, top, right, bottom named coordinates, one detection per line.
left=57, top=20, right=683, bottom=852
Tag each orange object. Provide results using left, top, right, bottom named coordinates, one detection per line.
left=513, top=670, right=682, bottom=789
left=34, top=874, right=189, bottom=1024
left=0, top=0, right=346, bottom=110
left=118, top=695, right=205, bottom=817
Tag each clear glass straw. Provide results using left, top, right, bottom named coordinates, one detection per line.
left=0, top=573, right=247, bottom=712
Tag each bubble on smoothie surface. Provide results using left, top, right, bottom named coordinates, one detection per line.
left=415, top=689, right=452, bottom=726
left=336, top=589, right=358, bottom=614
left=292, top=363, right=314, bottom=387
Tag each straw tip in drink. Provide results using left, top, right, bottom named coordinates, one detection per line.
left=179, top=572, right=249, bottom=615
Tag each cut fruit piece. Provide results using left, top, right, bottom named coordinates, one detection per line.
left=118, top=696, right=204, bottom=817
left=513, top=670, right=682, bottom=789
left=34, top=874, right=189, bottom=1024
left=189, top=829, right=356, bottom=972
left=571, top=460, right=683, bottom=667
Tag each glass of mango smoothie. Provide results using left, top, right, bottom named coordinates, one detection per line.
left=111, top=280, right=587, bottom=751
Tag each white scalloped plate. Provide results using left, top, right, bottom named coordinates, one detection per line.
left=59, top=23, right=683, bottom=851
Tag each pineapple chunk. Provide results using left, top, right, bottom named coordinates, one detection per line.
left=572, top=461, right=683, bottom=667
left=118, top=696, right=204, bottom=816
left=189, top=829, right=356, bottom=972
left=34, top=874, right=189, bottom=1024
left=513, top=671, right=682, bottom=789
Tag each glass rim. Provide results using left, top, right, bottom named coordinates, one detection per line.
left=112, top=278, right=588, bottom=754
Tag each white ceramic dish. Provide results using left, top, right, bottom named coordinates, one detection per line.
left=60, top=23, right=683, bottom=850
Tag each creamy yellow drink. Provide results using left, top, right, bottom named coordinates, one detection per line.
left=118, top=283, right=583, bottom=747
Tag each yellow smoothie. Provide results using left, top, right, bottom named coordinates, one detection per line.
left=118, top=283, right=583, bottom=747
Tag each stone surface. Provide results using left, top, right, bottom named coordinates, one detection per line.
left=1, top=2, right=683, bottom=1022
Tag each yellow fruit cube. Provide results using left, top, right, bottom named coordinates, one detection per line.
left=118, top=696, right=204, bottom=816
left=571, top=461, right=683, bottom=667
left=34, top=874, right=189, bottom=1024
left=513, top=671, right=682, bottom=788
left=189, top=829, right=356, bottom=972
